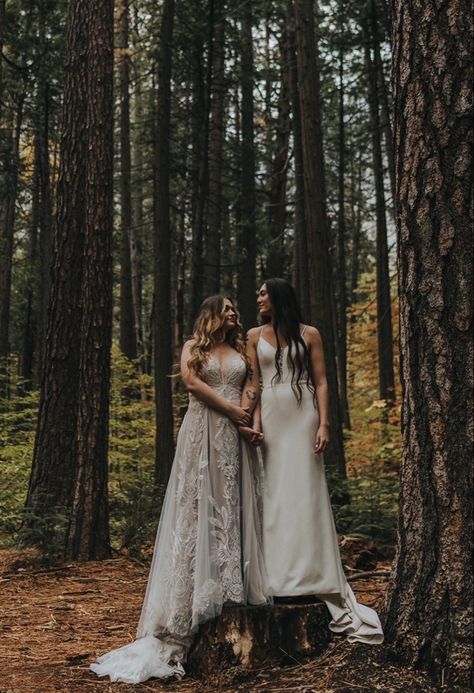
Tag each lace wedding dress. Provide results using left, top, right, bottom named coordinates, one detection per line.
left=90, top=355, right=269, bottom=683
left=257, top=332, right=383, bottom=644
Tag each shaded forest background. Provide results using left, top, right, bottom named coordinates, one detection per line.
left=0, top=0, right=472, bottom=687
left=0, top=0, right=400, bottom=554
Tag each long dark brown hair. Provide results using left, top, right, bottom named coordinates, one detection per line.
left=263, top=278, right=315, bottom=405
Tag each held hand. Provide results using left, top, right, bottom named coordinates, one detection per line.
left=239, top=425, right=264, bottom=447
left=228, top=405, right=251, bottom=427
left=314, top=424, right=330, bottom=454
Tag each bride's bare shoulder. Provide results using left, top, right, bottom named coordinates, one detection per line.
left=182, top=338, right=196, bottom=353
left=302, top=325, right=323, bottom=344
left=246, top=326, right=262, bottom=342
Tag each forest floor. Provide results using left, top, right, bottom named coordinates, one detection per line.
left=0, top=545, right=450, bottom=693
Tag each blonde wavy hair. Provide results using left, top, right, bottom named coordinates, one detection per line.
left=188, top=295, right=249, bottom=375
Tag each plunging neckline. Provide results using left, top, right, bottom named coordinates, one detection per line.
left=208, top=353, right=243, bottom=376
left=259, top=335, right=289, bottom=350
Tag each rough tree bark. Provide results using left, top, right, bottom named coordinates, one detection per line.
left=384, top=0, right=473, bottom=685
left=25, top=0, right=114, bottom=561
left=238, top=0, right=257, bottom=330
left=293, top=0, right=346, bottom=477
left=153, top=0, right=175, bottom=489
left=65, top=0, right=114, bottom=560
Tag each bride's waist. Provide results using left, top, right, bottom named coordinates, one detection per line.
left=189, top=388, right=241, bottom=406
left=261, top=380, right=314, bottom=396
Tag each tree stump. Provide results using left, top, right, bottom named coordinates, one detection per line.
left=188, top=600, right=333, bottom=674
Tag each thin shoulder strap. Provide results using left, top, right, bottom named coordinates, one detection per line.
left=300, top=324, right=307, bottom=338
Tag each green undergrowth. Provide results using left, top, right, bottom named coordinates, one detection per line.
left=0, top=346, right=400, bottom=557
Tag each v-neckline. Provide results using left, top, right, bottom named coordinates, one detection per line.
left=208, top=353, right=242, bottom=375
left=259, top=335, right=289, bottom=350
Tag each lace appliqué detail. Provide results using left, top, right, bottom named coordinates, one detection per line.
left=158, top=355, right=248, bottom=635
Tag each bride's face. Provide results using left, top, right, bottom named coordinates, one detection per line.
left=222, top=299, right=237, bottom=332
left=257, top=285, right=272, bottom=317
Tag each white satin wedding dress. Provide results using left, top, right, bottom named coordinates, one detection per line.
left=90, top=355, right=269, bottom=683
left=257, top=330, right=383, bottom=644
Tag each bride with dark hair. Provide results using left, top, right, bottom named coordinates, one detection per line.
left=240, top=278, right=383, bottom=644
left=91, top=295, right=269, bottom=683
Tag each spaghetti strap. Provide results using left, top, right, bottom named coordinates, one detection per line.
left=300, top=325, right=307, bottom=338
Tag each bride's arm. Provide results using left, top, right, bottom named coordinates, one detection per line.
left=306, top=327, right=331, bottom=452
left=181, top=341, right=251, bottom=427
left=240, top=328, right=261, bottom=416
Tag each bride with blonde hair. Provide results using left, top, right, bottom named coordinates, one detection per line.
left=91, top=295, right=268, bottom=683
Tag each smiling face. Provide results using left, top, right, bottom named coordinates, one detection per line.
left=257, top=284, right=273, bottom=318
left=222, top=298, right=237, bottom=332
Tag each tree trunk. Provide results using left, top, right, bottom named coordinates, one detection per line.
left=370, top=0, right=395, bottom=206
left=384, top=0, right=473, bottom=684
left=363, top=16, right=395, bottom=402
left=36, top=83, right=53, bottom=384
left=265, top=29, right=290, bottom=280
left=293, top=0, right=346, bottom=477
left=21, top=123, right=41, bottom=389
left=287, top=6, right=310, bottom=318
left=336, top=46, right=350, bottom=430
left=0, top=0, right=5, bottom=121
left=203, top=0, right=225, bottom=296
left=238, top=0, right=257, bottom=330
left=130, top=6, right=146, bottom=374
left=0, top=93, right=24, bottom=370
left=350, top=151, right=362, bottom=300
left=189, top=602, right=331, bottom=674
left=189, top=2, right=214, bottom=327
left=25, top=0, right=113, bottom=561
left=153, top=0, right=175, bottom=489
left=118, top=0, right=137, bottom=362
left=65, top=0, right=114, bottom=560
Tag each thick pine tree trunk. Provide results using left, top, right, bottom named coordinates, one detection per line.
left=65, top=0, right=114, bottom=560
left=384, top=0, right=473, bottom=684
left=25, top=0, right=113, bottom=561
left=363, top=17, right=395, bottom=402
left=293, top=0, right=346, bottom=477
left=238, top=0, right=257, bottom=330
left=153, top=0, right=175, bottom=489
left=118, top=0, right=137, bottom=362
